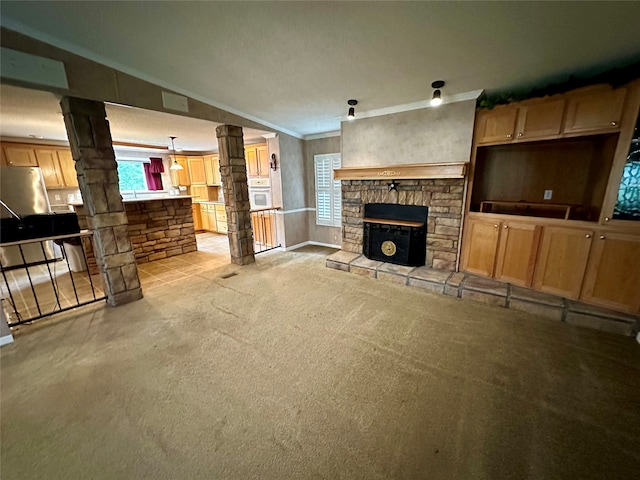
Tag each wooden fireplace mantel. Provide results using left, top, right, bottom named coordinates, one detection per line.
left=333, top=162, right=467, bottom=180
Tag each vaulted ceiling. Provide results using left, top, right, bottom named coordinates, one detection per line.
left=2, top=1, right=640, bottom=138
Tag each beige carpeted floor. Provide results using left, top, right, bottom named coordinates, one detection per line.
left=1, top=246, right=639, bottom=480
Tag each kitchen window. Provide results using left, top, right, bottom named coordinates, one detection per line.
left=314, top=153, right=341, bottom=227
left=117, top=160, right=147, bottom=191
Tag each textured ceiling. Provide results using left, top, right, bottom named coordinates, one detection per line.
left=2, top=1, right=640, bottom=137
left=0, top=84, right=269, bottom=151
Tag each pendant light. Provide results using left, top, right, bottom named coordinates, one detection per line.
left=347, top=99, right=358, bottom=120
left=431, top=81, right=445, bottom=107
left=168, top=136, right=183, bottom=170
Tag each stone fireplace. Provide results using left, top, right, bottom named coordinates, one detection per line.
left=337, top=163, right=466, bottom=271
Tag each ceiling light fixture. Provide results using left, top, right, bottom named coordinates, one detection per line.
left=431, top=80, right=445, bottom=107
left=347, top=99, right=358, bottom=120
left=168, top=136, right=184, bottom=170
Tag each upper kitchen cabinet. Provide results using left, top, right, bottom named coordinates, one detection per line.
left=3, top=144, right=38, bottom=166
left=171, top=156, right=190, bottom=186
left=475, top=106, right=518, bottom=144
left=56, top=150, right=79, bottom=187
left=245, top=144, right=269, bottom=177
left=34, top=149, right=65, bottom=188
left=187, top=156, right=206, bottom=185
left=204, top=155, right=220, bottom=185
left=563, top=87, right=626, bottom=134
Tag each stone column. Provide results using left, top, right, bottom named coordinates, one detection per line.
left=216, top=125, right=255, bottom=265
left=60, top=97, right=142, bottom=306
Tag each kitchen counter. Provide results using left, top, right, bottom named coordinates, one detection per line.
left=69, top=195, right=194, bottom=207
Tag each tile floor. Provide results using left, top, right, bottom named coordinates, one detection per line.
left=1, top=233, right=230, bottom=325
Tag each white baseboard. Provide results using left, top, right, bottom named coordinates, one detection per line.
left=283, top=241, right=341, bottom=251
left=0, top=334, right=15, bottom=347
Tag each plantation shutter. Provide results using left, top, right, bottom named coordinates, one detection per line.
left=315, top=153, right=341, bottom=227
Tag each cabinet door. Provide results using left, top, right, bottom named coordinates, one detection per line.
left=204, top=155, right=221, bottom=185
left=581, top=232, right=640, bottom=313
left=56, top=149, right=78, bottom=187
left=515, top=99, right=565, bottom=140
left=4, top=145, right=38, bottom=166
left=256, top=145, right=269, bottom=177
left=192, top=204, right=202, bottom=231
left=245, top=147, right=260, bottom=176
left=34, top=149, right=64, bottom=188
left=476, top=107, right=517, bottom=144
left=533, top=227, right=593, bottom=298
left=461, top=218, right=500, bottom=277
left=200, top=205, right=210, bottom=231
left=563, top=88, right=626, bottom=134
left=188, top=157, right=206, bottom=185
left=209, top=209, right=219, bottom=233
left=494, top=222, right=541, bottom=287
left=172, top=156, right=191, bottom=186
left=215, top=204, right=227, bottom=233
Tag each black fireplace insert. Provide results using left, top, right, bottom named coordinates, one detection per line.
left=362, top=203, right=428, bottom=267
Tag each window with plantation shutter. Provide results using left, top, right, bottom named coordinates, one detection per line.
left=314, top=153, right=341, bottom=227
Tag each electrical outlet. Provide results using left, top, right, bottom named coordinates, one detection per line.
left=544, top=190, right=553, bottom=200
left=333, top=234, right=338, bottom=241
left=54, top=194, right=61, bottom=201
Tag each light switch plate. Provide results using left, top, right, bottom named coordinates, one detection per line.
left=544, top=190, right=553, bottom=200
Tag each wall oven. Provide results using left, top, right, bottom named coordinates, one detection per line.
left=248, top=178, right=271, bottom=209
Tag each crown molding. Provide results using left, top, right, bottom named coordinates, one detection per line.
left=303, top=130, right=341, bottom=141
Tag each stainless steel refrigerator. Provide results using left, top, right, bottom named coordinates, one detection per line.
left=0, top=166, right=57, bottom=268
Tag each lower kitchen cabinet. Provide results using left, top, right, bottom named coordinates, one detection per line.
left=251, top=212, right=275, bottom=246
left=494, top=221, right=541, bottom=287
left=580, top=232, right=640, bottom=313
left=192, top=203, right=202, bottom=231
left=460, top=218, right=500, bottom=277
left=198, top=203, right=227, bottom=234
left=532, top=226, right=594, bottom=299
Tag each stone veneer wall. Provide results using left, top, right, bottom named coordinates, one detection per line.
left=341, top=178, right=464, bottom=271
left=126, top=198, right=197, bottom=263
left=76, top=197, right=197, bottom=269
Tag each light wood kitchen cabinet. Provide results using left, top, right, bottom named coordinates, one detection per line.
left=187, top=156, right=206, bottom=185
left=34, top=149, right=65, bottom=188
left=56, top=150, right=78, bottom=187
left=215, top=204, right=227, bottom=233
left=460, top=218, right=500, bottom=277
left=3, top=145, right=38, bottom=166
left=563, top=88, right=626, bottom=134
left=171, top=156, right=190, bottom=186
left=200, top=204, right=211, bottom=231
left=192, top=203, right=202, bottom=231
left=494, top=221, right=541, bottom=287
left=204, top=155, right=220, bottom=185
left=533, top=226, right=594, bottom=299
left=245, top=144, right=269, bottom=177
left=251, top=211, right=275, bottom=246
left=580, top=232, right=640, bottom=313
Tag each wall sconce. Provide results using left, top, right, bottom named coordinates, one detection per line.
left=431, top=80, right=445, bottom=107
left=347, top=99, right=358, bottom=120
left=270, top=153, right=277, bottom=171
left=168, top=136, right=184, bottom=170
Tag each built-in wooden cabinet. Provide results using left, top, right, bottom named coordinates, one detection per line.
left=494, top=221, right=541, bottom=286
left=245, top=144, right=269, bottom=177
left=532, top=226, right=594, bottom=299
left=187, top=156, right=206, bottom=185
left=460, top=218, right=500, bottom=277
left=461, top=217, right=540, bottom=286
left=3, top=144, right=39, bottom=166
left=2, top=143, right=78, bottom=188
left=34, top=148, right=65, bottom=188
left=563, top=88, right=626, bottom=134
left=515, top=99, right=565, bottom=140
left=581, top=232, right=640, bottom=313
left=251, top=211, right=275, bottom=247
left=192, top=203, right=202, bottom=231
left=198, top=203, right=227, bottom=234
left=171, top=156, right=190, bottom=186
left=204, top=154, right=220, bottom=185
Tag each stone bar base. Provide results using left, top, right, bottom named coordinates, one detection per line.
left=326, top=250, right=640, bottom=337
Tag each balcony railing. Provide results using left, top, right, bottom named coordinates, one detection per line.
left=0, top=231, right=106, bottom=327
left=250, top=207, right=281, bottom=254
